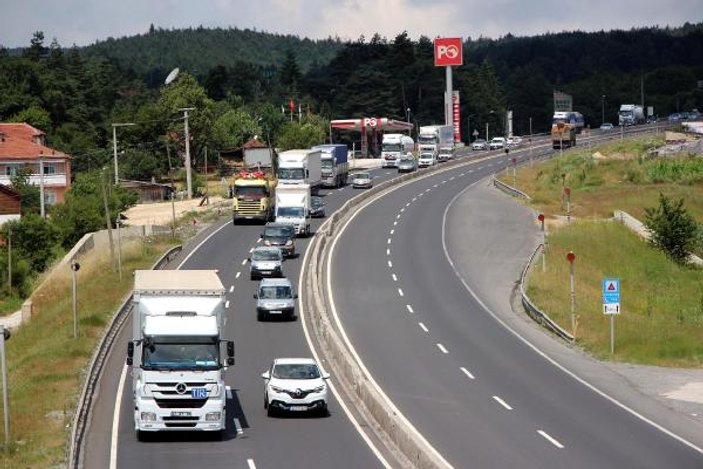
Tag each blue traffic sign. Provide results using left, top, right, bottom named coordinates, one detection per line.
left=602, top=278, right=620, bottom=304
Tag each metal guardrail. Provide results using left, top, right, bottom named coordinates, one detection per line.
left=492, top=177, right=532, bottom=200
left=519, top=244, right=574, bottom=342
left=68, top=245, right=183, bottom=469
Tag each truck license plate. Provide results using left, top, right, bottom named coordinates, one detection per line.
left=171, top=411, right=191, bottom=417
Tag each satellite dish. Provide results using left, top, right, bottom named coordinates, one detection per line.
left=164, top=68, right=180, bottom=85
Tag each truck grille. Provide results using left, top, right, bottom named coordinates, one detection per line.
left=155, top=398, right=208, bottom=409
left=238, top=199, right=263, bottom=214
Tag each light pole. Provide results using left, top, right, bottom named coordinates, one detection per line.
left=39, top=155, right=45, bottom=218
left=179, top=108, right=196, bottom=199
left=601, top=95, right=606, bottom=125
left=0, top=325, right=10, bottom=448
left=112, top=123, right=136, bottom=185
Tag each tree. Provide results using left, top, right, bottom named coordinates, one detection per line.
left=276, top=116, right=327, bottom=150
left=644, top=193, right=699, bottom=264
left=10, top=168, right=40, bottom=214
left=2, top=215, right=59, bottom=273
left=9, top=105, right=52, bottom=132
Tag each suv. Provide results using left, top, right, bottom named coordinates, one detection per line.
left=489, top=137, right=506, bottom=150
left=254, top=278, right=297, bottom=320
left=261, top=223, right=296, bottom=258
left=261, top=357, right=330, bottom=416
left=249, top=246, right=283, bottom=280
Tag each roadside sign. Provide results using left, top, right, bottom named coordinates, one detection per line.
left=472, top=129, right=479, bottom=137
left=602, top=278, right=619, bottom=304
left=434, top=37, right=463, bottom=66
left=603, top=303, right=620, bottom=315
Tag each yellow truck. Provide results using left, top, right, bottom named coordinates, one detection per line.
left=232, top=169, right=276, bottom=224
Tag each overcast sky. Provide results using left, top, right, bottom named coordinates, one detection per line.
left=2, top=0, right=702, bottom=48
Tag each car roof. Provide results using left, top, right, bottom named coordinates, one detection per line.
left=273, top=357, right=317, bottom=365
left=260, top=277, right=293, bottom=288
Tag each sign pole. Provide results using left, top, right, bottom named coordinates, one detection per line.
left=71, top=260, right=79, bottom=339
left=0, top=326, right=8, bottom=448
left=567, top=251, right=576, bottom=338
left=611, top=314, right=615, bottom=354
left=538, top=214, right=546, bottom=272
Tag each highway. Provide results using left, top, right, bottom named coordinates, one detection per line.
left=328, top=145, right=703, bottom=468
left=83, top=167, right=405, bottom=469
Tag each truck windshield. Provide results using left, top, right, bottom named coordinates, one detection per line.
left=235, top=186, right=266, bottom=196
left=382, top=144, right=401, bottom=152
left=320, top=160, right=333, bottom=169
left=418, top=135, right=437, bottom=144
left=278, top=168, right=305, bottom=180
left=272, top=363, right=320, bottom=379
left=259, top=286, right=292, bottom=299
left=277, top=206, right=304, bottom=218
left=142, top=336, right=220, bottom=370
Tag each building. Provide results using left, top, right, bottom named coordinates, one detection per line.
left=0, top=184, right=21, bottom=225
left=0, top=123, right=72, bottom=205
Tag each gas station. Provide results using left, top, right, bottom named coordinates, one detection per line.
left=330, top=117, right=413, bottom=158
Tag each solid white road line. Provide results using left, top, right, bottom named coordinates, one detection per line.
left=538, top=430, right=564, bottom=449
left=230, top=285, right=235, bottom=292
left=234, top=418, right=243, bottom=434
left=392, top=274, right=398, bottom=282
left=406, top=304, right=414, bottom=314
left=398, top=288, right=404, bottom=297
left=492, top=396, right=513, bottom=410
left=225, top=300, right=230, bottom=308
left=247, top=459, right=257, bottom=469
left=460, top=367, right=475, bottom=380
left=436, top=343, right=449, bottom=354
left=109, top=365, right=128, bottom=469
left=235, top=271, right=241, bottom=279
left=419, top=322, right=429, bottom=333
left=177, top=220, right=233, bottom=268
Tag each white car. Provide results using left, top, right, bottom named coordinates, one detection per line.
left=471, top=139, right=487, bottom=150
left=262, top=358, right=330, bottom=416
left=489, top=137, right=506, bottom=150
left=507, top=136, right=523, bottom=147
left=352, top=172, right=373, bottom=189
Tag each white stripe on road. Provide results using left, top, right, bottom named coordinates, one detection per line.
left=460, top=367, right=475, bottom=380
left=241, top=259, right=247, bottom=265
left=538, top=430, right=564, bottom=449
left=393, top=221, right=398, bottom=226
left=109, top=365, right=128, bottom=469
left=257, top=237, right=262, bottom=243
left=234, top=418, right=243, bottom=434
left=388, top=260, right=393, bottom=268
left=400, top=207, right=405, bottom=213
left=229, top=285, right=234, bottom=292
left=386, top=248, right=390, bottom=256
left=398, top=288, right=404, bottom=297
left=396, top=213, right=401, bottom=219
left=412, top=197, right=417, bottom=201
left=225, top=300, right=230, bottom=308
left=392, top=274, right=398, bottom=282
left=492, top=396, right=513, bottom=410
left=247, top=459, right=257, bottom=469
left=406, top=304, right=414, bottom=314
left=236, top=271, right=241, bottom=279
left=418, top=322, right=429, bottom=333
left=390, top=229, right=394, bottom=235
left=433, top=184, right=439, bottom=188
left=387, top=238, right=392, bottom=244
left=425, top=188, right=431, bottom=192
left=437, top=343, right=449, bottom=354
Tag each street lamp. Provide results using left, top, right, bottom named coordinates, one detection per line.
left=601, top=95, right=606, bottom=126
left=112, top=123, right=136, bottom=184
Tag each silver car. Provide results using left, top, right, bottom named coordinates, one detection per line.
left=249, top=246, right=283, bottom=280
left=352, top=172, right=373, bottom=189
left=254, top=278, right=297, bottom=320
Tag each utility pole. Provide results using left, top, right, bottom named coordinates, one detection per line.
left=112, top=123, right=136, bottom=185
left=179, top=108, right=196, bottom=199
left=6, top=228, right=11, bottom=292
left=100, top=168, right=116, bottom=271
left=39, top=155, right=45, bottom=218
left=165, top=142, right=177, bottom=238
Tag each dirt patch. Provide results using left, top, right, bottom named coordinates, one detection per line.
left=123, top=196, right=227, bottom=226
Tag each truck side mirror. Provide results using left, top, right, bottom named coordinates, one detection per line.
left=227, top=341, right=235, bottom=366
left=294, top=294, right=299, bottom=299
left=127, top=341, right=134, bottom=366
left=253, top=293, right=258, bottom=299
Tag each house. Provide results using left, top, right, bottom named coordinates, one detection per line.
left=119, top=179, right=174, bottom=203
left=0, top=123, right=72, bottom=205
left=0, top=184, right=21, bottom=225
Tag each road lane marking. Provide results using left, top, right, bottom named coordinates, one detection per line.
left=406, top=304, right=414, bottom=313
left=257, top=237, right=262, bottom=243
left=241, top=259, right=247, bottom=265
left=386, top=248, right=390, bottom=256
left=109, top=365, right=128, bottom=469
left=393, top=221, right=398, bottom=226
left=392, top=274, right=398, bottom=282
left=247, top=459, right=257, bottom=469
left=388, top=260, right=393, bottom=268
left=396, top=213, right=401, bottom=219
left=412, top=197, right=417, bottom=201
left=492, top=396, right=513, bottom=410
left=249, top=247, right=254, bottom=253
left=229, top=285, right=234, bottom=292
left=436, top=343, right=449, bottom=354
left=398, top=288, right=404, bottom=297
left=442, top=180, right=447, bottom=183
left=406, top=202, right=411, bottom=207
left=460, top=367, right=475, bottom=379
left=400, top=207, right=405, bottom=213
left=226, top=386, right=233, bottom=399
left=234, top=418, right=243, bottom=434
left=419, top=322, right=429, bottom=333
left=538, top=430, right=564, bottom=449
left=425, top=188, right=431, bottom=192
left=236, top=271, right=241, bottom=279
left=387, top=238, right=392, bottom=244
left=449, top=176, right=455, bottom=181
left=225, top=300, right=230, bottom=308
left=433, top=184, right=439, bottom=188
left=390, top=229, right=394, bottom=235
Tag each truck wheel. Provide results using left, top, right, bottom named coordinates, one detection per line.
left=136, top=430, right=148, bottom=442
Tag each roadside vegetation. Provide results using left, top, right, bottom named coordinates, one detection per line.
left=499, top=136, right=703, bottom=366
left=0, top=236, right=178, bottom=467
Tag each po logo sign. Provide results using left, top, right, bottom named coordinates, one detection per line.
left=434, top=37, right=463, bottom=66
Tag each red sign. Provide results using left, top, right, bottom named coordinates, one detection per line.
left=434, top=37, right=463, bottom=66
left=452, top=91, right=461, bottom=142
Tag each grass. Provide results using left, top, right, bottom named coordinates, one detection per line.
left=0, top=296, right=23, bottom=317
left=505, top=135, right=703, bottom=366
left=527, top=222, right=703, bottom=366
left=0, top=236, right=178, bottom=467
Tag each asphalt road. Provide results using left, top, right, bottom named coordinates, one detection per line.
left=329, top=147, right=703, bottom=468
left=84, top=168, right=404, bottom=469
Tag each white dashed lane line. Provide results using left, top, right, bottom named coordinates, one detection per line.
left=241, top=259, right=247, bottom=265
left=229, top=285, right=234, bottom=293
left=396, top=213, right=401, bottom=219
left=406, top=305, right=414, bottom=314
left=386, top=248, right=390, bottom=256
left=406, top=202, right=411, bottom=207
left=436, top=343, right=449, bottom=354
left=387, top=238, right=392, bottom=245
left=538, top=430, right=564, bottom=449
left=400, top=208, right=405, bottom=213
left=225, top=300, right=230, bottom=308
left=492, top=396, right=513, bottom=410
left=234, top=418, right=243, bottom=434
left=392, top=274, right=398, bottom=282
left=388, top=260, right=393, bottom=268
left=412, top=197, right=418, bottom=201
left=393, top=221, right=398, bottom=226
left=247, top=459, right=257, bottom=469
left=433, top=184, right=439, bottom=188
left=398, top=288, right=404, bottom=297
left=418, top=322, right=429, bottom=333
left=235, top=272, right=241, bottom=279
left=460, top=367, right=475, bottom=380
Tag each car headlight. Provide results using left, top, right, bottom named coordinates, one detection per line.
left=270, top=385, right=286, bottom=393
left=141, top=412, right=157, bottom=422
left=312, top=384, right=326, bottom=393
left=137, top=382, right=153, bottom=397
left=285, top=240, right=293, bottom=246
left=264, top=240, right=271, bottom=246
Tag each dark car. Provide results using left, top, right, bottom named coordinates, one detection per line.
left=261, top=223, right=296, bottom=258
left=310, top=196, right=326, bottom=218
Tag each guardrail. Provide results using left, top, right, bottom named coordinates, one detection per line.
left=68, top=245, right=183, bottom=469
left=519, top=244, right=574, bottom=342
left=492, top=177, right=532, bottom=200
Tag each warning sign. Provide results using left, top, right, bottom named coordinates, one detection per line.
left=602, top=278, right=620, bottom=304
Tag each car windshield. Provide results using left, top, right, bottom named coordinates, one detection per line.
left=355, top=173, right=370, bottom=179
left=251, top=249, right=281, bottom=261
left=264, top=226, right=293, bottom=238
left=278, top=206, right=304, bottom=217
left=278, top=168, right=305, bottom=180
left=259, top=286, right=292, bottom=299
left=272, top=363, right=320, bottom=379
left=142, top=336, right=219, bottom=370
left=312, top=198, right=323, bottom=208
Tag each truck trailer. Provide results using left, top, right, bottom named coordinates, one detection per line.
left=312, top=144, right=349, bottom=188
left=127, top=270, right=234, bottom=439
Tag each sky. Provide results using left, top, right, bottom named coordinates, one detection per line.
left=1, top=0, right=702, bottom=48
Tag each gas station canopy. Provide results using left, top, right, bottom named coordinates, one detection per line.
left=331, top=117, right=413, bottom=132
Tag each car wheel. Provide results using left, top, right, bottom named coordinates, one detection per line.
left=267, top=404, right=276, bottom=417
left=257, top=311, right=265, bottom=321
left=264, top=394, right=268, bottom=410
left=318, top=403, right=329, bottom=417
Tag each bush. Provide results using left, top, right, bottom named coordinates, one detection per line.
left=644, top=193, right=699, bottom=264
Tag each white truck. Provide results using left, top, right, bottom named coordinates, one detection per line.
left=381, top=134, right=414, bottom=168
left=417, top=125, right=453, bottom=161
left=619, top=104, right=645, bottom=126
left=126, top=270, right=234, bottom=439
left=275, top=183, right=311, bottom=236
left=312, top=144, right=349, bottom=188
left=277, top=149, right=322, bottom=194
